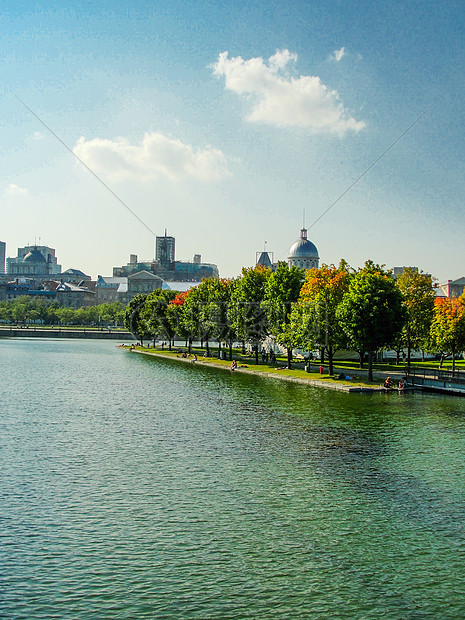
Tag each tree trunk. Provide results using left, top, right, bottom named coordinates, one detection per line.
left=229, top=341, right=233, bottom=361
left=255, top=345, right=259, bottom=365
left=396, top=348, right=400, bottom=366
left=359, top=350, right=364, bottom=369
left=206, top=337, right=210, bottom=357
left=439, top=354, right=444, bottom=368
left=320, top=348, right=325, bottom=364
left=218, top=341, right=221, bottom=358
left=452, top=346, right=456, bottom=375
left=169, top=339, right=172, bottom=351
left=368, top=349, right=373, bottom=382
left=421, top=350, right=425, bottom=362
left=328, top=345, right=334, bottom=376
left=407, top=330, right=411, bottom=372
left=188, top=337, right=192, bottom=354
left=287, top=347, right=292, bottom=369
left=242, top=341, right=246, bottom=354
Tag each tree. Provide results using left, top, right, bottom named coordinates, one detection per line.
left=336, top=265, right=405, bottom=381
left=396, top=268, right=436, bottom=368
left=142, top=289, right=177, bottom=348
left=198, top=278, right=234, bottom=359
left=292, top=261, right=351, bottom=375
left=124, top=294, right=150, bottom=344
left=228, top=265, right=271, bottom=364
left=430, top=295, right=465, bottom=373
left=166, top=290, right=192, bottom=349
left=263, top=262, right=305, bottom=368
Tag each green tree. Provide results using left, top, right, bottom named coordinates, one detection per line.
left=142, top=289, right=177, bottom=348
left=124, top=294, right=150, bottom=344
left=228, top=265, right=271, bottom=364
left=336, top=265, right=405, bottom=381
left=192, top=278, right=234, bottom=358
left=262, top=262, right=305, bottom=368
left=396, top=268, right=436, bottom=368
left=166, top=290, right=192, bottom=348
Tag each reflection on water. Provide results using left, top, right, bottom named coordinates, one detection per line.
left=2, top=339, right=465, bottom=619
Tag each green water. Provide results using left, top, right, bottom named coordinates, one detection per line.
left=1, top=338, right=465, bottom=618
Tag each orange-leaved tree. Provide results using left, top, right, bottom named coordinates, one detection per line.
left=291, top=260, right=351, bottom=375
left=430, top=294, right=465, bottom=373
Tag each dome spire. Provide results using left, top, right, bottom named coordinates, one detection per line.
left=301, top=209, right=308, bottom=239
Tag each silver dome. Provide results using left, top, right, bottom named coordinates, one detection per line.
left=288, top=229, right=319, bottom=259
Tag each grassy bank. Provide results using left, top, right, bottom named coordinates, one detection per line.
left=123, top=345, right=387, bottom=393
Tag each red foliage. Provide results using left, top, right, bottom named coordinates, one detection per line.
left=170, top=291, right=190, bottom=306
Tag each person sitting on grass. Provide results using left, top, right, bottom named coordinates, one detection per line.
left=230, top=360, right=237, bottom=371
left=384, top=377, right=393, bottom=389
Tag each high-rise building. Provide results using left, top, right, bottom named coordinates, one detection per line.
left=0, top=241, right=5, bottom=274
left=155, top=231, right=175, bottom=266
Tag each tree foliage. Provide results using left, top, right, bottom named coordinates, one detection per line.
left=292, top=261, right=351, bottom=374
left=336, top=265, right=405, bottom=380
left=430, top=295, right=465, bottom=371
left=263, top=262, right=305, bottom=367
left=396, top=268, right=436, bottom=365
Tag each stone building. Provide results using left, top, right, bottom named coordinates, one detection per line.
left=7, top=245, right=61, bottom=276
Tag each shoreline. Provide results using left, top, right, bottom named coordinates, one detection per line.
left=0, top=327, right=135, bottom=340
left=125, top=346, right=387, bottom=394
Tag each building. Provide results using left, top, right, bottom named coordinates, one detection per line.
left=126, top=271, right=163, bottom=299
left=287, top=228, right=319, bottom=270
left=6, top=245, right=62, bottom=278
left=61, top=268, right=91, bottom=284
left=392, top=266, right=419, bottom=278
left=113, top=231, right=219, bottom=283
left=156, top=231, right=175, bottom=266
left=438, top=278, right=465, bottom=299
left=4, top=279, right=56, bottom=302
left=256, top=250, right=274, bottom=270
left=54, top=281, right=96, bottom=308
left=0, top=241, right=5, bottom=274
left=96, top=276, right=128, bottom=304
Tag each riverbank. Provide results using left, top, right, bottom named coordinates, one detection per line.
left=124, top=345, right=388, bottom=393
left=0, top=327, right=135, bottom=340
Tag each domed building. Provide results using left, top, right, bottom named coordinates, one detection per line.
left=287, top=228, right=319, bottom=270
left=6, top=245, right=61, bottom=278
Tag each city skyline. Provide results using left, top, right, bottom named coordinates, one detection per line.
left=2, top=1, right=465, bottom=281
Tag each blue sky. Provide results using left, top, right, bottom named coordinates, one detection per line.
left=1, top=0, right=465, bottom=281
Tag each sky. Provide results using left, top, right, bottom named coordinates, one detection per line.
left=1, top=0, right=465, bottom=282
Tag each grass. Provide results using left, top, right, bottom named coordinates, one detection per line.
left=125, top=345, right=384, bottom=390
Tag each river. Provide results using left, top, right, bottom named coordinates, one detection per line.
left=1, top=338, right=465, bottom=618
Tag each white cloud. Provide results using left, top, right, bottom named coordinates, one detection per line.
left=212, top=49, right=365, bottom=135
left=5, top=183, right=29, bottom=196
left=73, top=132, right=230, bottom=183
left=330, top=47, right=346, bottom=62
left=31, top=131, right=45, bottom=141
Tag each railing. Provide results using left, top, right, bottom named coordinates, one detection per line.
left=407, top=366, right=465, bottom=385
